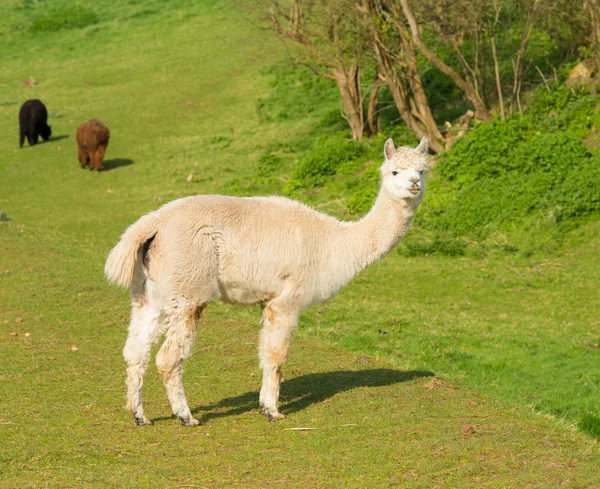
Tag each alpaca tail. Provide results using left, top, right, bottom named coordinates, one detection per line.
left=104, top=212, right=161, bottom=288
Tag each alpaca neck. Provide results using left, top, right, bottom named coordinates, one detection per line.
left=345, top=188, right=419, bottom=272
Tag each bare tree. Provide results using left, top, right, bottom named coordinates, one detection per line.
left=508, top=0, right=545, bottom=115
left=399, top=0, right=492, bottom=121
left=366, top=70, right=382, bottom=136
left=268, top=0, right=368, bottom=140
left=585, top=0, right=600, bottom=73
left=359, top=0, right=447, bottom=152
left=487, top=0, right=505, bottom=119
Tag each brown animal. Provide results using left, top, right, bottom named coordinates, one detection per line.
left=76, top=119, right=110, bottom=171
left=22, top=77, right=37, bottom=87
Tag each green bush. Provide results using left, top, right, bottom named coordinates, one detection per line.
left=425, top=172, right=556, bottom=236
left=345, top=162, right=381, bottom=214
left=0, top=211, right=11, bottom=222
left=529, top=84, right=590, bottom=119
left=347, top=188, right=377, bottom=214
left=288, top=135, right=364, bottom=189
left=29, top=5, right=99, bottom=34
left=539, top=95, right=600, bottom=138
left=423, top=111, right=597, bottom=238
left=511, top=131, right=591, bottom=179
left=542, top=156, right=600, bottom=221
left=436, top=117, right=531, bottom=186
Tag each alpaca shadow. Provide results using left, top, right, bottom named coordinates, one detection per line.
left=151, top=368, right=433, bottom=425
left=19, top=134, right=69, bottom=148
left=48, top=135, right=69, bottom=143
left=101, top=159, right=134, bottom=171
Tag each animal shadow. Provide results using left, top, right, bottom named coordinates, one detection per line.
left=19, top=134, right=69, bottom=148
left=48, top=135, right=69, bottom=142
left=173, top=368, right=434, bottom=425
left=101, top=158, right=134, bottom=171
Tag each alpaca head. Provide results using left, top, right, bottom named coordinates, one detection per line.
left=41, top=124, right=52, bottom=141
left=380, top=137, right=428, bottom=203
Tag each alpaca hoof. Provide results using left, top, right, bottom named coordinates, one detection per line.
left=134, top=415, right=151, bottom=426
left=260, top=406, right=285, bottom=422
left=267, top=411, right=285, bottom=422
left=179, top=416, right=201, bottom=427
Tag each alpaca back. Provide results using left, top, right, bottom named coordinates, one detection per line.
left=76, top=119, right=110, bottom=150
left=145, top=195, right=355, bottom=309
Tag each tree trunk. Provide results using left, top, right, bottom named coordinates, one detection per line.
left=333, top=64, right=364, bottom=141
left=380, top=62, right=446, bottom=153
left=490, top=34, right=505, bottom=120
left=586, top=0, right=600, bottom=74
left=403, top=28, right=446, bottom=152
left=399, top=0, right=491, bottom=122
left=366, top=73, right=382, bottom=137
left=359, top=0, right=446, bottom=152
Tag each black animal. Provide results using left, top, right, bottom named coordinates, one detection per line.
left=19, top=99, right=51, bottom=148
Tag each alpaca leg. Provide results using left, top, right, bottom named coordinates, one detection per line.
left=258, top=305, right=298, bottom=421
left=123, top=299, right=163, bottom=426
left=156, top=303, right=205, bottom=426
left=90, top=150, right=100, bottom=170
left=94, top=146, right=106, bottom=171
left=77, top=146, right=89, bottom=168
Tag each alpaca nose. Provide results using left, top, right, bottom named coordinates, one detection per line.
left=409, top=176, right=420, bottom=185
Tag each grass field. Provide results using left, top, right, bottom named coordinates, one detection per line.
left=1, top=1, right=600, bottom=487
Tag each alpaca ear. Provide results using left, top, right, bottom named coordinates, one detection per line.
left=416, top=137, right=428, bottom=155
left=384, top=138, right=395, bottom=160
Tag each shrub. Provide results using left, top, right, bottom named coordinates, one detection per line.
left=347, top=188, right=377, bottom=214
left=511, top=131, right=591, bottom=180
left=528, top=84, right=590, bottom=119
left=436, top=117, right=531, bottom=186
left=423, top=115, right=596, bottom=237
left=427, top=172, right=556, bottom=236
left=542, top=156, right=600, bottom=221
left=288, top=135, right=364, bottom=189
left=0, top=211, right=11, bottom=222
left=539, top=95, right=600, bottom=139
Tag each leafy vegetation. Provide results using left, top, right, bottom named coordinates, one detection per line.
left=287, top=135, right=364, bottom=189
left=417, top=87, right=600, bottom=242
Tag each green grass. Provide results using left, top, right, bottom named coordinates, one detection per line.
left=1, top=1, right=600, bottom=487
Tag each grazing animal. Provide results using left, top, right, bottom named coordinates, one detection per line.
left=76, top=119, right=110, bottom=171
left=105, top=137, right=428, bottom=426
left=19, top=99, right=51, bottom=148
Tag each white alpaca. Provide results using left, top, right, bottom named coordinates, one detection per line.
left=105, top=137, right=428, bottom=426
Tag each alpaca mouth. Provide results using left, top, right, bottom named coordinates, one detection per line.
left=409, top=187, right=420, bottom=194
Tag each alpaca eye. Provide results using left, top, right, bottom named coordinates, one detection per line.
left=392, top=171, right=398, bottom=176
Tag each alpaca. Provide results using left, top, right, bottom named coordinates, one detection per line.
left=76, top=119, right=110, bottom=171
left=105, top=137, right=428, bottom=426
left=19, top=99, right=51, bottom=148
